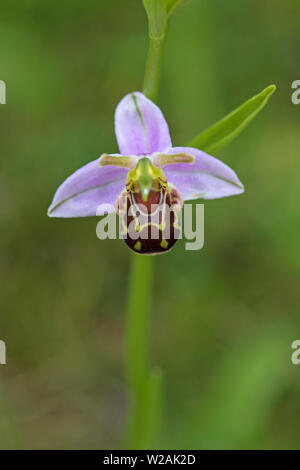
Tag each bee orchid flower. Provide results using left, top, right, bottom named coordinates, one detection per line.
left=48, top=92, right=244, bottom=254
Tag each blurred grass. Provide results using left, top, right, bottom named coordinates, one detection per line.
left=0, top=0, right=300, bottom=449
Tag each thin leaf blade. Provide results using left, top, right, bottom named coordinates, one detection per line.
left=164, top=0, right=190, bottom=16
left=188, top=85, right=276, bottom=154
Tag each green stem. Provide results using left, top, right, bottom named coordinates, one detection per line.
left=143, top=35, right=167, bottom=102
left=125, top=26, right=167, bottom=450
left=127, top=255, right=153, bottom=397
left=126, top=255, right=159, bottom=449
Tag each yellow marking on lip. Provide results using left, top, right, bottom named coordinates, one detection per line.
left=160, top=239, right=168, bottom=249
left=134, top=241, right=142, bottom=251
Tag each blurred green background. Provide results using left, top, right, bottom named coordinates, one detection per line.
left=1, top=0, right=300, bottom=449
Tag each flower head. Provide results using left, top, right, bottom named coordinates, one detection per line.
left=48, top=92, right=244, bottom=253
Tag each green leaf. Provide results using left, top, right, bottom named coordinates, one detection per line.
left=188, top=84, right=276, bottom=154
left=143, top=0, right=168, bottom=39
left=164, top=0, right=190, bottom=16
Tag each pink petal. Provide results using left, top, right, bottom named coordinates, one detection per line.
left=115, top=92, right=172, bottom=155
left=48, top=159, right=127, bottom=217
left=163, top=147, right=244, bottom=200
